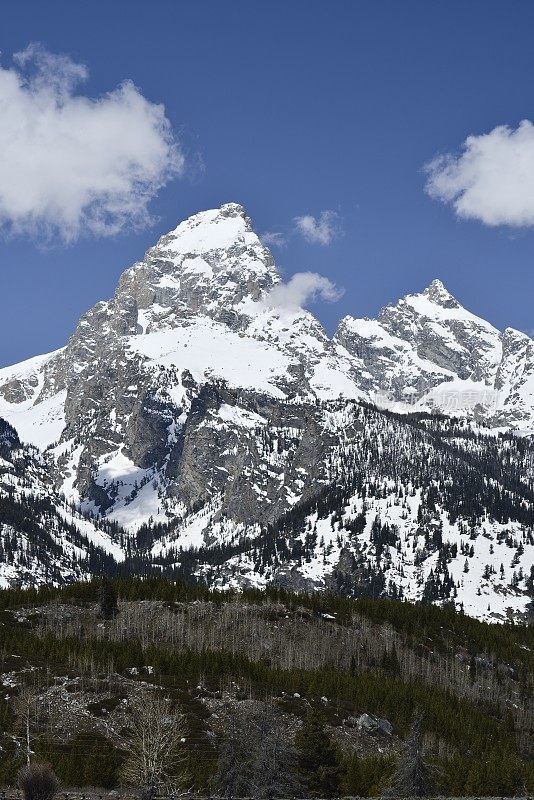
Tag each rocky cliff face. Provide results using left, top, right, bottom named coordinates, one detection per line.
left=0, top=203, right=533, bottom=619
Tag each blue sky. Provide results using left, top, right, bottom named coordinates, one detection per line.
left=1, top=0, right=534, bottom=366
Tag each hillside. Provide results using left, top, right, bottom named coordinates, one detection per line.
left=0, top=579, right=532, bottom=796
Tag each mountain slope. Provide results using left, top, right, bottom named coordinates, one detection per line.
left=145, top=399, right=534, bottom=622
left=0, top=418, right=123, bottom=586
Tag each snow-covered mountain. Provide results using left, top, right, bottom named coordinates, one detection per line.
left=335, top=278, right=534, bottom=427
left=0, top=418, right=123, bottom=586
left=0, top=202, right=533, bottom=620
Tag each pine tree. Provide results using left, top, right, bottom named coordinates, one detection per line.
left=381, top=645, right=401, bottom=675
left=83, top=735, right=121, bottom=788
left=342, top=754, right=395, bottom=797
left=295, top=708, right=341, bottom=797
left=99, top=578, right=118, bottom=620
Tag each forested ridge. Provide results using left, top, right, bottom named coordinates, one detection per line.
left=0, top=578, right=532, bottom=795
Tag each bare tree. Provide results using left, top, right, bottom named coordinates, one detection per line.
left=214, top=712, right=253, bottom=799
left=385, top=713, right=433, bottom=797
left=215, top=703, right=301, bottom=799
left=13, top=684, right=42, bottom=765
left=250, top=706, right=301, bottom=799
left=121, top=689, right=188, bottom=799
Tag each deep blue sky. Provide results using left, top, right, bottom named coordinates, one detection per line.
left=1, top=0, right=534, bottom=366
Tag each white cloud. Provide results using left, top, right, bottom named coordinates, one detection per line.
left=260, top=230, right=287, bottom=248
left=0, top=44, right=184, bottom=243
left=262, top=272, right=343, bottom=311
left=293, top=210, right=341, bottom=244
left=424, top=120, right=534, bottom=227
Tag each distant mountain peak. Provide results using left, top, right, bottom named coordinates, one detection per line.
left=422, top=278, right=460, bottom=308
left=156, top=202, right=257, bottom=258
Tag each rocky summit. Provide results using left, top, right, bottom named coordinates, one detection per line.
left=0, top=203, right=533, bottom=621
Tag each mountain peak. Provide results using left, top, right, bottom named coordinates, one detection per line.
left=158, top=202, right=256, bottom=257
left=422, top=278, right=460, bottom=308
left=219, top=201, right=247, bottom=216
left=103, top=202, right=281, bottom=337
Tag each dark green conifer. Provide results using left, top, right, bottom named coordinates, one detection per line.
left=295, top=708, right=341, bottom=797
left=99, top=578, right=118, bottom=620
